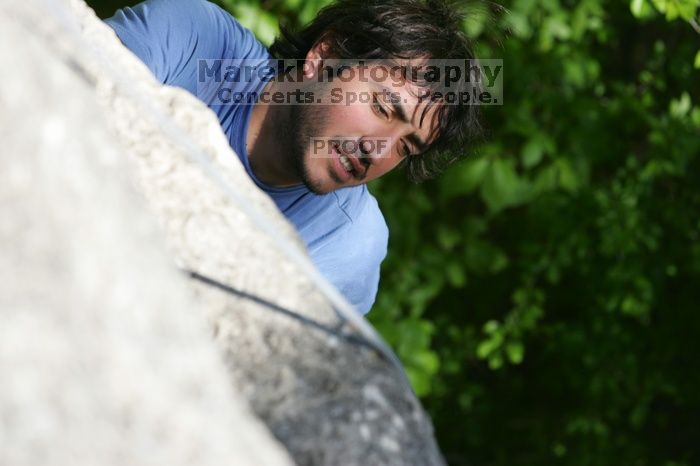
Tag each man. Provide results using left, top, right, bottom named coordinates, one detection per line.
left=105, top=0, right=480, bottom=314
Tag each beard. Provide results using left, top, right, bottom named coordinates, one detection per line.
left=279, top=81, right=338, bottom=195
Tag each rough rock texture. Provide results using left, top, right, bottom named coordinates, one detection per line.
left=0, top=0, right=447, bottom=464
left=0, top=2, right=293, bottom=465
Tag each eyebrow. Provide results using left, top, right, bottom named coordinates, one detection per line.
left=376, top=84, right=429, bottom=153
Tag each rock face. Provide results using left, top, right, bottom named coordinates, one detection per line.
left=0, top=1, right=293, bottom=465
left=0, top=0, right=447, bottom=464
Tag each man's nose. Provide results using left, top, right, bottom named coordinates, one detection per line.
left=358, top=136, right=395, bottom=162
left=358, top=139, right=374, bottom=161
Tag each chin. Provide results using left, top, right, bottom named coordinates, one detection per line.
left=298, top=154, right=337, bottom=195
left=303, top=181, right=331, bottom=195
left=303, top=174, right=342, bottom=195
left=299, top=169, right=332, bottom=195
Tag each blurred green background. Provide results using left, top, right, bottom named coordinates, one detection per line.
left=91, top=0, right=700, bottom=464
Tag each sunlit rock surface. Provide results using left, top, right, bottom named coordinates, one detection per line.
left=0, top=0, right=446, bottom=464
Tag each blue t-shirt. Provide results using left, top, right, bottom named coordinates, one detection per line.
left=105, top=0, right=388, bottom=314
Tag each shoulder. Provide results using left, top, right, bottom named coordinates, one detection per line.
left=105, top=0, right=264, bottom=59
left=273, top=185, right=388, bottom=263
left=311, top=186, right=388, bottom=314
left=106, top=0, right=223, bottom=33
left=330, top=185, right=388, bottom=256
left=137, top=0, right=258, bottom=46
left=334, top=185, right=386, bottom=228
left=109, top=0, right=231, bottom=22
left=105, top=0, right=267, bottom=89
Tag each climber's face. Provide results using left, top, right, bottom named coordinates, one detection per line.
left=286, top=66, right=439, bottom=194
left=244, top=45, right=444, bottom=195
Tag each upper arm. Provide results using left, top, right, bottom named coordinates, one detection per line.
left=310, top=197, right=389, bottom=315
left=104, top=0, right=259, bottom=94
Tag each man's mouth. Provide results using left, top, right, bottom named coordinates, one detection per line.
left=333, top=142, right=366, bottom=179
left=339, top=153, right=353, bottom=172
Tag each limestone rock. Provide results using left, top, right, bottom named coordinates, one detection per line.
left=0, top=1, right=293, bottom=465
left=0, top=0, right=447, bottom=464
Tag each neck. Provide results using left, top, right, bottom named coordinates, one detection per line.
left=246, top=79, right=300, bottom=187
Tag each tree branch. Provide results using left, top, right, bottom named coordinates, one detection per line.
left=690, top=17, right=700, bottom=35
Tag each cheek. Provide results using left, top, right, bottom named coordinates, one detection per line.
left=324, top=99, right=375, bottom=133
left=370, top=153, right=403, bottom=179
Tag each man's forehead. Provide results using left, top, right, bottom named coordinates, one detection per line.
left=361, top=58, right=429, bottom=84
left=369, top=77, right=441, bottom=145
left=323, top=59, right=441, bottom=149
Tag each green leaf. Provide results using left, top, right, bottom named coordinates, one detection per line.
left=231, top=4, right=280, bottom=45
left=412, top=350, right=440, bottom=375
left=476, top=339, right=494, bottom=359
left=522, top=134, right=555, bottom=169
left=669, top=92, right=692, bottom=118
left=440, top=156, right=490, bottom=200
left=446, top=261, right=467, bottom=288
left=555, top=158, right=581, bottom=193
left=677, top=0, right=699, bottom=20
left=630, top=0, right=655, bottom=18
left=506, top=342, right=525, bottom=364
left=463, top=2, right=490, bottom=38
left=522, top=137, right=545, bottom=168
left=692, top=107, right=700, bottom=126
left=464, top=239, right=510, bottom=275
left=483, top=320, right=500, bottom=334
left=505, top=11, right=533, bottom=39
left=630, top=0, right=643, bottom=16
left=481, top=158, right=529, bottom=212
left=437, top=226, right=461, bottom=251
left=488, top=354, right=504, bottom=370
left=405, top=366, right=432, bottom=396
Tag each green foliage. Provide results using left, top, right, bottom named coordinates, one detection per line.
left=369, top=0, right=700, bottom=464
left=214, top=0, right=335, bottom=46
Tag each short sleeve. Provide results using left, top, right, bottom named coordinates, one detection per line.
left=309, top=194, right=389, bottom=315
left=104, top=0, right=264, bottom=94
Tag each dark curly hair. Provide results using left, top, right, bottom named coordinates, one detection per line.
left=269, top=0, right=484, bottom=182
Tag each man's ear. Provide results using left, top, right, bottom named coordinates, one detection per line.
left=303, top=38, right=333, bottom=78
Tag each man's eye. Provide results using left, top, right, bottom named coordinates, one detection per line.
left=401, top=141, right=412, bottom=157
left=373, top=94, right=389, bottom=118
